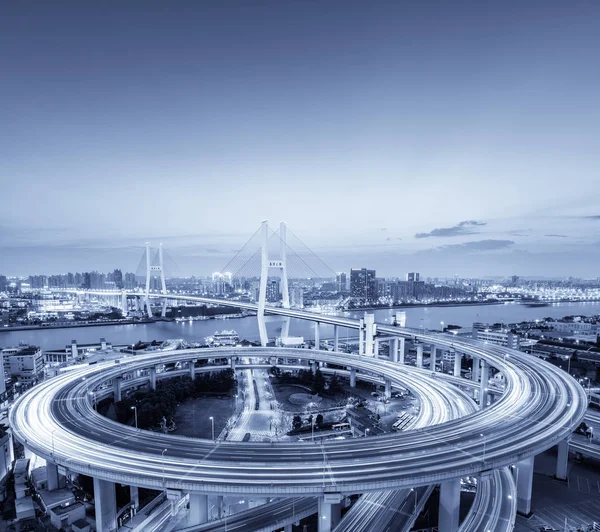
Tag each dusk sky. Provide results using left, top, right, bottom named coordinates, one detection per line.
left=2, top=1, right=600, bottom=278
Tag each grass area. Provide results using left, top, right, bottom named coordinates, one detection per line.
left=272, top=384, right=347, bottom=412
left=172, top=396, right=235, bottom=439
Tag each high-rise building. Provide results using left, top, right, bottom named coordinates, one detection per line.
left=124, top=272, right=136, bottom=289
left=112, top=269, right=124, bottom=289
left=291, top=286, right=304, bottom=309
left=336, top=273, right=347, bottom=292
left=266, top=279, right=281, bottom=302
left=407, top=272, right=420, bottom=282
left=0, top=276, right=7, bottom=292
left=350, top=268, right=377, bottom=301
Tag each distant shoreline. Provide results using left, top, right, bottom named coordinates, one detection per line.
left=341, top=300, right=504, bottom=312
left=341, top=299, right=600, bottom=313
left=0, top=318, right=161, bottom=332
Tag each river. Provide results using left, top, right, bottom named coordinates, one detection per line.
left=2, top=301, right=600, bottom=351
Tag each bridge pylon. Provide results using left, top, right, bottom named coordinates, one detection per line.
left=142, top=242, right=168, bottom=318
left=257, top=220, right=291, bottom=346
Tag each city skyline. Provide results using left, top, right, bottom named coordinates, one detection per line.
left=2, top=2, right=600, bottom=277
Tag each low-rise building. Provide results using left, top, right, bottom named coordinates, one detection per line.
left=0, top=428, right=14, bottom=501
left=49, top=502, right=86, bottom=529
left=15, top=495, right=35, bottom=521
left=13, top=458, right=30, bottom=500
left=473, top=324, right=520, bottom=349
left=550, top=320, right=598, bottom=335
left=2, top=345, right=44, bottom=386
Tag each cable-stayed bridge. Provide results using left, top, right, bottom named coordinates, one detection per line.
left=62, top=221, right=337, bottom=346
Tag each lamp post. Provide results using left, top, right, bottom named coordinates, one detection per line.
left=161, top=448, right=167, bottom=485
left=411, top=488, right=417, bottom=512
left=209, top=416, right=215, bottom=440
left=131, top=406, right=138, bottom=429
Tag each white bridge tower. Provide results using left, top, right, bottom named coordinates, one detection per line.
left=257, top=221, right=290, bottom=346
left=144, top=242, right=168, bottom=318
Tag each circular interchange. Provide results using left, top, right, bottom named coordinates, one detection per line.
left=10, top=331, right=586, bottom=497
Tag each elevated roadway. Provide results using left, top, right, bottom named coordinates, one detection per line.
left=11, top=344, right=586, bottom=496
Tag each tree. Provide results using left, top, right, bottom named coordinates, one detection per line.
left=312, top=369, right=326, bottom=394
left=315, top=414, right=324, bottom=427
left=329, top=373, right=342, bottom=393
left=292, top=415, right=302, bottom=431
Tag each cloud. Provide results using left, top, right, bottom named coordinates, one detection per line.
left=507, top=229, right=530, bottom=237
left=580, top=215, right=600, bottom=220
left=419, top=239, right=515, bottom=254
left=415, top=220, right=486, bottom=239
left=545, top=233, right=568, bottom=238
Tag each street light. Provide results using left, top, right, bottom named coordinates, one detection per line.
left=209, top=416, right=215, bottom=440
left=131, top=406, right=138, bottom=429
left=161, top=448, right=167, bottom=484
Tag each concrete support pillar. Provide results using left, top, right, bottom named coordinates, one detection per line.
left=349, top=368, right=356, bottom=388
left=318, top=493, right=343, bottom=532
left=230, top=356, right=236, bottom=370
left=430, top=346, right=437, bottom=371
left=217, top=495, right=224, bottom=518
left=556, top=438, right=570, bottom=480
left=333, top=325, right=339, bottom=352
left=479, top=360, right=489, bottom=408
left=390, top=338, right=399, bottom=362
left=399, top=338, right=406, bottom=364
left=149, top=367, right=156, bottom=390
left=439, top=478, right=461, bottom=532
left=472, top=357, right=480, bottom=400
left=453, top=351, right=461, bottom=378
left=364, top=313, right=375, bottom=357
left=516, top=456, right=534, bottom=516
left=311, top=361, right=318, bottom=375
left=284, top=524, right=293, bottom=532
left=130, top=485, right=139, bottom=510
left=374, top=338, right=380, bottom=357
left=187, top=493, right=208, bottom=526
left=384, top=379, right=392, bottom=399
left=358, top=319, right=365, bottom=356
left=314, top=322, right=320, bottom=350
left=190, top=360, right=196, bottom=379
left=121, top=293, right=128, bottom=314
left=47, top=462, right=59, bottom=491
left=113, top=376, right=122, bottom=403
left=472, top=357, right=480, bottom=381
left=416, top=345, right=423, bottom=368
left=93, top=477, right=117, bottom=532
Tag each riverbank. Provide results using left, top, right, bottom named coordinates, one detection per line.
left=0, top=317, right=163, bottom=332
